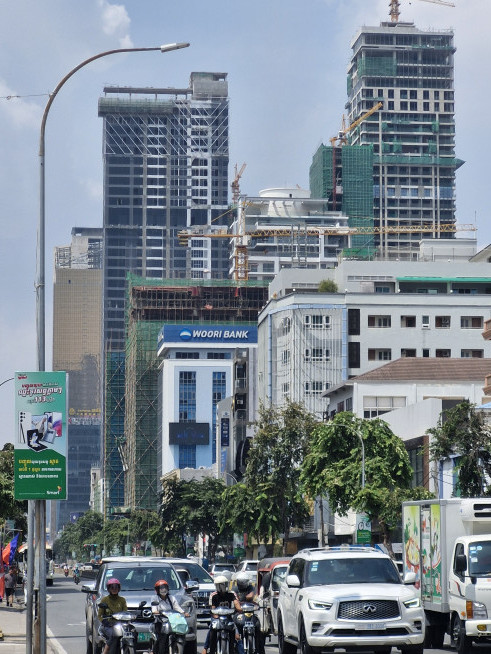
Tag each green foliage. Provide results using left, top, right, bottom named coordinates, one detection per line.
left=230, top=400, right=318, bottom=552
left=0, top=444, right=27, bottom=535
left=301, top=412, right=432, bottom=550
left=318, top=279, right=338, bottom=293
left=54, top=511, right=104, bottom=561
left=158, top=477, right=230, bottom=559
left=428, top=400, right=491, bottom=497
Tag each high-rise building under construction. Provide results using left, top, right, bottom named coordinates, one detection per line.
left=99, top=73, right=230, bottom=512
left=311, top=20, right=463, bottom=260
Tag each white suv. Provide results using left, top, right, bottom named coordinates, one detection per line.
left=277, top=546, right=424, bottom=654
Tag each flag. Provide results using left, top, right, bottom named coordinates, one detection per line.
left=2, top=533, right=19, bottom=565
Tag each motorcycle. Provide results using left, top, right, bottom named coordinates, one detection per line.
left=150, top=603, right=189, bottom=654
left=64, top=568, right=69, bottom=577
left=236, top=603, right=259, bottom=654
left=210, top=606, right=237, bottom=654
left=98, top=600, right=148, bottom=654
left=73, top=571, right=80, bottom=585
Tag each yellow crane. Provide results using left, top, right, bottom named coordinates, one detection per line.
left=231, top=163, right=246, bottom=206
left=330, top=102, right=383, bottom=148
left=178, top=222, right=476, bottom=280
left=390, top=0, right=455, bottom=23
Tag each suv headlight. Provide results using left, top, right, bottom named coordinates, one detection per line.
left=308, top=600, right=333, bottom=611
left=403, top=597, right=421, bottom=609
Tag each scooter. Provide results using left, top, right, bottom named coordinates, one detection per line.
left=210, top=606, right=237, bottom=654
left=150, top=603, right=189, bottom=654
left=98, top=600, right=147, bottom=654
left=236, top=603, right=259, bottom=654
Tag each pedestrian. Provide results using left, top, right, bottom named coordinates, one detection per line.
left=4, top=567, right=17, bottom=607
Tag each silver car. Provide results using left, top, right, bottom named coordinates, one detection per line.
left=83, top=557, right=198, bottom=654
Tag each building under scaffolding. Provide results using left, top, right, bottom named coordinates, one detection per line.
left=118, top=275, right=268, bottom=512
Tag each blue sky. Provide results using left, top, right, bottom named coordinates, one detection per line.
left=0, top=0, right=488, bottom=444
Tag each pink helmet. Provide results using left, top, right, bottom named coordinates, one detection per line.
left=106, top=577, right=121, bottom=590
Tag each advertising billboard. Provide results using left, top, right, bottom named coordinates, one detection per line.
left=14, top=371, right=67, bottom=500
left=168, top=422, right=210, bottom=445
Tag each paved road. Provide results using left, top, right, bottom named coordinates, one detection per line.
left=46, top=575, right=461, bottom=654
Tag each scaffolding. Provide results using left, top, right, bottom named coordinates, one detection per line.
left=118, top=274, right=269, bottom=512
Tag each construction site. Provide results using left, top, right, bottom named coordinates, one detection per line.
left=106, top=275, right=268, bottom=513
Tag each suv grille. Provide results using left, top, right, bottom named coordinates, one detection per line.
left=338, top=600, right=400, bottom=621
left=193, top=590, right=211, bottom=609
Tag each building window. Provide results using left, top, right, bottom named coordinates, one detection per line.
left=305, top=348, right=330, bottom=362
left=401, top=349, right=416, bottom=357
left=401, top=316, right=416, bottom=328
left=422, top=315, right=430, bottom=328
left=435, top=349, right=451, bottom=358
left=304, top=314, right=330, bottom=329
left=363, top=396, right=406, bottom=418
left=435, top=316, right=451, bottom=328
left=305, top=381, right=329, bottom=396
left=281, top=316, right=291, bottom=334
left=175, top=352, right=200, bottom=359
left=179, top=371, right=196, bottom=422
left=368, top=349, right=392, bottom=361
left=461, top=349, right=484, bottom=358
left=282, top=350, right=291, bottom=365
left=375, top=285, right=391, bottom=294
left=212, top=372, right=226, bottom=465
left=461, top=316, right=483, bottom=329
left=408, top=447, right=424, bottom=487
left=422, top=349, right=430, bottom=357
left=178, top=444, right=196, bottom=469
left=282, top=382, right=290, bottom=397
left=368, top=315, right=391, bottom=328
left=345, top=397, right=353, bottom=411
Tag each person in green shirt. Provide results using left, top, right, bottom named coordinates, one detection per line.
left=98, top=577, right=128, bottom=654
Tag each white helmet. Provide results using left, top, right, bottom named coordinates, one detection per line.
left=214, top=574, right=229, bottom=593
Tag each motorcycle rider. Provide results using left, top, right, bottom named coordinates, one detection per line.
left=98, top=577, right=128, bottom=654
left=234, top=573, right=264, bottom=654
left=202, top=574, right=243, bottom=654
left=72, top=562, right=80, bottom=581
left=63, top=564, right=69, bottom=577
left=151, top=579, right=190, bottom=654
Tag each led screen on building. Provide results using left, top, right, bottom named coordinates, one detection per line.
left=168, top=422, right=210, bottom=445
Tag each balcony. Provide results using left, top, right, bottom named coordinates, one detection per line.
left=235, top=378, right=248, bottom=391
left=482, top=319, right=491, bottom=341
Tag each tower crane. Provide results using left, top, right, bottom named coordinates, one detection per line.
left=231, top=163, right=246, bottom=206
left=330, top=102, right=383, bottom=148
left=390, top=0, right=455, bottom=23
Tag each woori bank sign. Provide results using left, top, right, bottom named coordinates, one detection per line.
left=158, top=324, right=257, bottom=348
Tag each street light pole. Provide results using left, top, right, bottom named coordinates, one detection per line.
left=32, top=41, right=190, bottom=654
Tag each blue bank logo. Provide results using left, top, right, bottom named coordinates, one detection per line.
left=179, top=329, right=192, bottom=341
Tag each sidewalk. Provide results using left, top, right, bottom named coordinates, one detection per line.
left=0, top=598, right=64, bottom=653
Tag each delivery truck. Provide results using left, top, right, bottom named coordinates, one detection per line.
left=402, top=498, right=491, bottom=652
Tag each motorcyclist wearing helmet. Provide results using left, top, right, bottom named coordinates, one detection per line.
left=202, top=575, right=243, bottom=654
left=97, top=577, right=128, bottom=654
left=234, top=573, right=265, bottom=654
left=151, top=580, right=190, bottom=654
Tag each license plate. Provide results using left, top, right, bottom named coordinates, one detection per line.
left=137, top=632, right=151, bottom=642
left=356, top=623, right=385, bottom=630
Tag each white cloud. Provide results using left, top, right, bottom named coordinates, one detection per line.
left=97, top=0, right=133, bottom=47
left=0, top=80, right=42, bottom=129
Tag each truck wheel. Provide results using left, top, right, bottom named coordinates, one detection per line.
left=400, top=647, right=423, bottom=654
left=452, top=615, right=472, bottom=654
left=426, top=625, right=445, bottom=649
left=277, top=616, right=297, bottom=654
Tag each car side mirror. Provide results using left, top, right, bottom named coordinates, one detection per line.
left=403, top=571, right=416, bottom=585
left=139, top=600, right=147, bottom=608
left=286, top=574, right=300, bottom=588
left=151, top=600, right=159, bottom=606
left=455, top=554, right=467, bottom=573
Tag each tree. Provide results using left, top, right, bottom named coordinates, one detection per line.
left=318, top=279, right=338, bottom=293
left=53, top=511, right=104, bottom=561
left=240, top=400, right=318, bottom=554
left=301, top=412, right=432, bottom=554
left=158, top=477, right=230, bottom=559
left=428, top=400, right=491, bottom=497
left=0, top=444, right=27, bottom=535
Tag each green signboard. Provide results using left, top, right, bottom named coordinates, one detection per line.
left=356, top=513, right=372, bottom=545
left=14, top=371, right=67, bottom=500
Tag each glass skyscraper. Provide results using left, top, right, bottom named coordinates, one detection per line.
left=99, top=73, right=230, bottom=511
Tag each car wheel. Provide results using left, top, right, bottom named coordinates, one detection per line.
left=451, top=615, right=472, bottom=654
left=400, top=646, right=423, bottom=654
left=373, top=648, right=392, bottom=654
left=300, top=620, right=319, bottom=654
left=277, top=615, right=297, bottom=654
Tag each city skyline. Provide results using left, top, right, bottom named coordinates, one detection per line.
left=0, top=0, right=488, bottom=444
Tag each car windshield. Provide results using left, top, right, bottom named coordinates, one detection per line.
left=180, top=562, right=213, bottom=584
left=103, top=566, right=181, bottom=591
left=468, top=541, right=491, bottom=577
left=305, top=558, right=401, bottom=585
left=244, top=562, right=257, bottom=572
left=214, top=564, right=234, bottom=572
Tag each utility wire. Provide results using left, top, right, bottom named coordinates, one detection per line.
left=0, top=93, right=50, bottom=100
